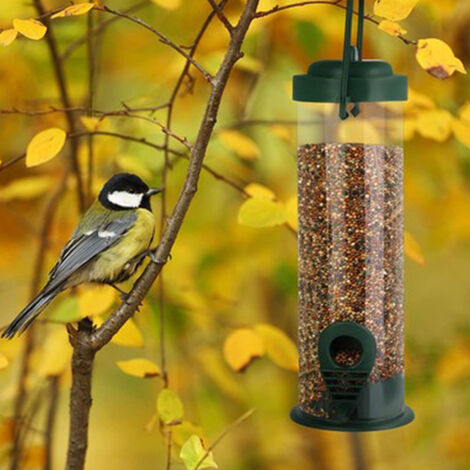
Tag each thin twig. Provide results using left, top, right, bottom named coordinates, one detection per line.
left=86, top=9, right=97, bottom=206
left=194, top=409, right=255, bottom=470
left=34, top=0, right=85, bottom=213
left=61, top=0, right=150, bottom=60
left=165, top=430, right=172, bottom=470
left=206, top=0, right=234, bottom=34
left=64, top=2, right=259, bottom=466
left=255, top=0, right=416, bottom=46
left=0, top=103, right=170, bottom=117
left=96, top=5, right=215, bottom=84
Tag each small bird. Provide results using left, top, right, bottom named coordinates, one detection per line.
left=2, top=173, right=162, bottom=339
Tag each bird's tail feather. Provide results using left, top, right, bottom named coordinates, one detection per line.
left=2, top=287, right=59, bottom=339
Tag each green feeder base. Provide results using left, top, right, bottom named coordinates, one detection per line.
left=290, top=406, right=414, bottom=432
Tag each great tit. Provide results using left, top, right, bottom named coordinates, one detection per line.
left=2, top=173, right=162, bottom=339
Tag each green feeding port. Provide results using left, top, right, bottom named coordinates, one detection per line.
left=290, top=0, right=414, bottom=432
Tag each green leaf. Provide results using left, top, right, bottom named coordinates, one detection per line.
left=157, top=389, right=184, bottom=424
left=180, top=435, right=217, bottom=470
left=238, top=198, right=287, bottom=228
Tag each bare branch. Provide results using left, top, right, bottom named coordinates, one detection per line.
left=96, top=5, right=215, bottom=84
left=61, top=0, right=150, bottom=60
left=90, top=0, right=260, bottom=350
left=194, top=409, right=255, bottom=470
left=65, top=320, right=96, bottom=470
left=255, top=0, right=416, bottom=46
left=207, top=0, right=234, bottom=34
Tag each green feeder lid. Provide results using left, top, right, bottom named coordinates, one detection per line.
left=293, top=59, right=407, bottom=103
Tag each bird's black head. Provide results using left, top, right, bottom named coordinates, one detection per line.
left=99, top=173, right=162, bottom=211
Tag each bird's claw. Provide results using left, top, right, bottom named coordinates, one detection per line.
left=148, top=250, right=172, bottom=265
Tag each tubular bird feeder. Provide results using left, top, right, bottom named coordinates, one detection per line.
left=290, top=0, right=414, bottom=431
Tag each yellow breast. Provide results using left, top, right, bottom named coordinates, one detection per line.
left=89, top=209, right=155, bottom=282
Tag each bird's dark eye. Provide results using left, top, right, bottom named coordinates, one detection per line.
left=128, top=188, right=136, bottom=193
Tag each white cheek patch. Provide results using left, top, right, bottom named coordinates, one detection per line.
left=107, top=191, right=143, bottom=208
left=98, top=230, right=116, bottom=238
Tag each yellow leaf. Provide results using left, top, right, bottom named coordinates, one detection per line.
left=0, top=176, right=54, bottom=202
left=218, top=130, right=260, bottom=160
left=26, top=128, right=67, bottom=167
left=157, top=389, right=184, bottom=424
left=78, top=286, right=116, bottom=318
left=437, top=343, right=470, bottom=384
left=223, top=329, right=265, bottom=372
left=151, top=0, right=181, bottom=10
left=374, top=0, right=419, bottom=21
left=285, top=196, right=297, bottom=231
left=244, top=183, right=275, bottom=200
left=116, top=358, right=161, bottom=378
left=21, top=445, right=46, bottom=468
left=0, top=28, right=18, bottom=46
left=416, top=38, right=467, bottom=79
left=238, top=198, right=287, bottom=228
left=0, top=353, right=8, bottom=370
left=378, top=20, right=407, bottom=37
left=404, top=231, right=425, bottom=265
left=452, top=118, right=470, bottom=149
left=180, top=435, right=218, bottom=470
left=111, top=319, right=144, bottom=348
left=37, top=328, right=73, bottom=377
left=254, top=324, right=298, bottom=371
left=416, top=109, right=453, bottom=142
left=51, top=3, right=95, bottom=19
left=13, top=19, right=47, bottom=40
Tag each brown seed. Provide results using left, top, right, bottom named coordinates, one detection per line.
left=297, top=143, right=404, bottom=417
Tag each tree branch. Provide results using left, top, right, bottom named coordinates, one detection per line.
left=206, top=0, right=234, bottom=34
left=65, top=320, right=95, bottom=470
left=65, top=2, right=259, bottom=468
left=255, top=0, right=416, bottom=46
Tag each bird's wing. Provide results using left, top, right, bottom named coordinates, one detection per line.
left=46, top=212, right=138, bottom=291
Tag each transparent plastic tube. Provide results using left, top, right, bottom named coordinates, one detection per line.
left=296, top=102, right=404, bottom=418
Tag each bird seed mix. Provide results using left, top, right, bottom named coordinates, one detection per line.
left=297, top=142, right=404, bottom=418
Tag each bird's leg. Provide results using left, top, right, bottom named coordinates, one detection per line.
left=110, top=284, right=130, bottom=302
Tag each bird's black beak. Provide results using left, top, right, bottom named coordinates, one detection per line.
left=146, top=187, right=163, bottom=197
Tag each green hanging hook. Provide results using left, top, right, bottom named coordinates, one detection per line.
left=339, top=0, right=365, bottom=120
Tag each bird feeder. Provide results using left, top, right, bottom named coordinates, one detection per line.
left=290, top=0, right=414, bottom=431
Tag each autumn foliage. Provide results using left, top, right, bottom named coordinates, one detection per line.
left=1, top=0, right=470, bottom=469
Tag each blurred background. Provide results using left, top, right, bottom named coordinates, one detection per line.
left=1, top=0, right=470, bottom=469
